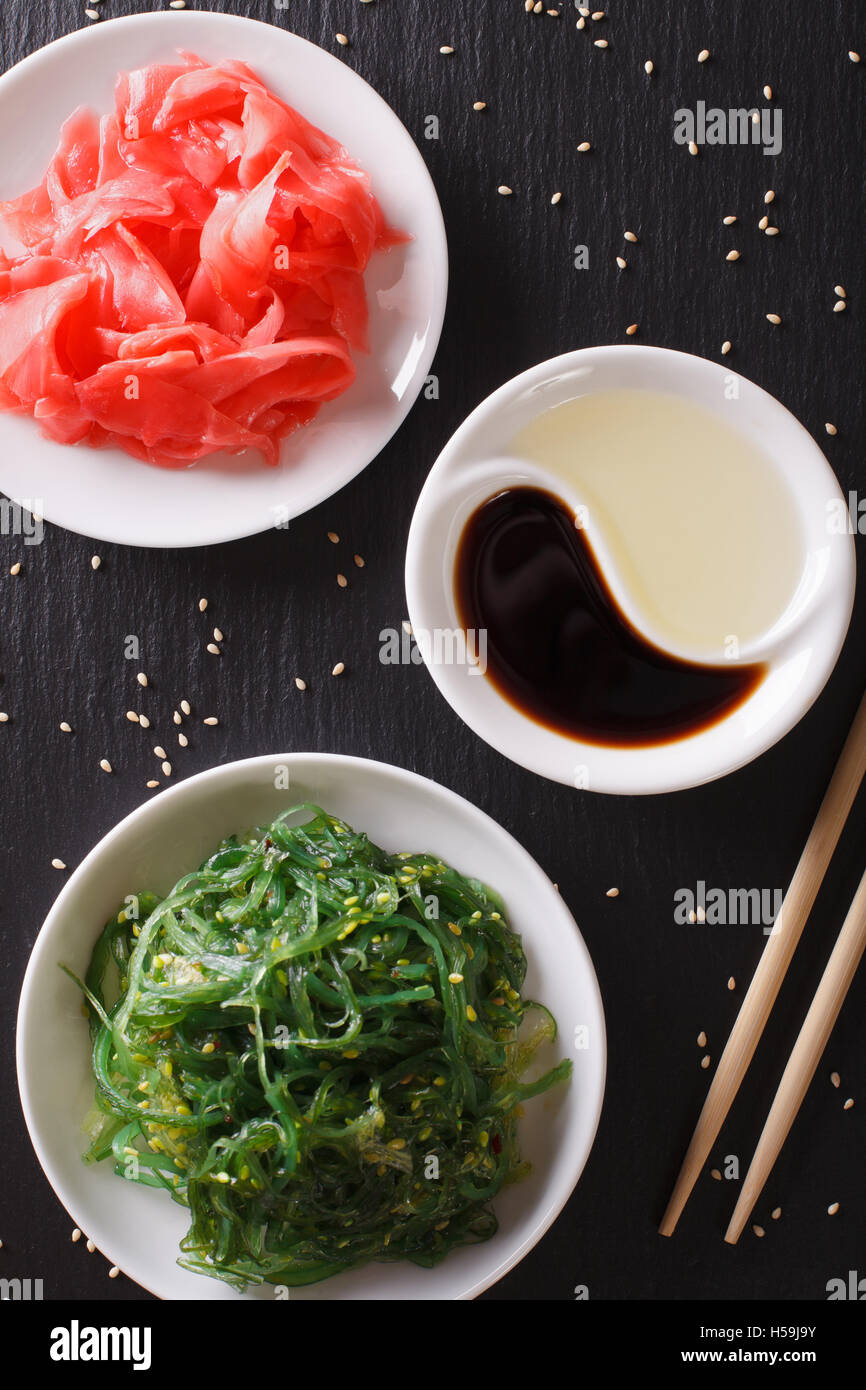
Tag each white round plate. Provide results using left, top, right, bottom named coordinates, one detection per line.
left=405, top=346, right=856, bottom=795
left=17, top=753, right=605, bottom=1301
left=0, top=12, right=447, bottom=547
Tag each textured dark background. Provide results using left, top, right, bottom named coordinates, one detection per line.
left=0, top=0, right=863, bottom=1302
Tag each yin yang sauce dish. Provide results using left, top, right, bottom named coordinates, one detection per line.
left=455, top=388, right=806, bottom=749
left=404, top=346, right=856, bottom=793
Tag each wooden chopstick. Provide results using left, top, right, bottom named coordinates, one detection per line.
left=659, top=687, right=866, bottom=1237
left=724, top=863, right=866, bottom=1243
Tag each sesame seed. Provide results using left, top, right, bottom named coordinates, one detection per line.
left=180, top=699, right=191, bottom=715
left=605, top=887, right=620, bottom=898
left=688, top=141, right=698, bottom=156
left=86, top=1239, right=95, bottom=1253
left=533, top=1, right=542, bottom=10
left=295, top=677, right=307, bottom=691
left=126, top=711, right=139, bottom=723
left=137, top=672, right=148, bottom=687
left=830, top=1070, right=840, bottom=1088
left=765, top=226, right=779, bottom=236
left=99, top=759, right=112, bottom=773
left=766, top=313, right=782, bottom=324
left=723, top=215, right=737, bottom=225
left=550, top=191, right=562, bottom=204
left=577, top=141, right=591, bottom=152
left=146, top=780, right=159, bottom=789
left=161, top=761, right=172, bottom=777
left=169, top=0, right=186, bottom=7
left=688, top=910, right=697, bottom=923
left=752, top=1224, right=765, bottom=1238
left=626, top=323, right=638, bottom=336
left=0, top=713, right=8, bottom=723
left=828, top=1202, right=840, bottom=1215
left=153, top=745, right=167, bottom=760
left=206, top=642, right=220, bottom=655
left=198, top=597, right=208, bottom=612
left=728, top=976, right=736, bottom=990
left=849, top=51, right=860, bottom=63
left=763, top=85, right=773, bottom=100
left=139, top=715, right=150, bottom=729
left=72, top=1228, right=81, bottom=1242
left=85, top=8, right=100, bottom=18
left=771, top=1206, right=781, bottom=1220
left=696, top=905, right=706, bottom=923
left=108, top=1265, right=120, bottom=1278
left=60, top=721, right=72, bottom=733
left=527, top=0, right=535, bottom=10
left=332, top=662, right=345, bottom=676
left=448, top=972, right=464, bottom=984
left=327, top=531, right=339, bottom=544
left=178, top=733, right=188, bottom=747
left=726, top=250, right=740, bottom=262
left=497, top=185, right=513, bottom=195
left=337, top=573, right=348, bottom=588
left=697, top=1030, right=707, bottom=1047
left=835, top=285, right=847, bottom=298
left=336, top=33, right=349, bottom=46
left=843, top=1097, right=854, bottom=1110
left=624, top=230, right=638, bottom=243
left=213, top=627, right=224, bottom=643
left=616, top=255, right=627, bottom=269
left=353, top=553, right=365, bottom=568
left=752, top=111, right=760, bottom=124
left=764, top=190, right=775, bottom=204
left=473, top=101, right=487, bottom=111
left=173, top=711, right=181, bottom=725
left=825, top=422, right=838, bottom=435
left=834, top=299, right=847, bottom=312
left=578, top=5, right=589, bottom=13
left=51, top=858, right=66, bottom=870
left=592, top=9, right=605, bottom=17
left=9, top=561, right=21, bottom=575
left=710, top=1169, right=722, bottom=1181
left=576, top=16, right=585, bottom=28
left=91, top=555, right=101, bottom=570
left=402, top=621, right=413, bottom=635
left=203, top=716, right=219, bottom=726
left=721, top=340, right=732, bottom=355
left=698, top=49, right=710, bottom=63
left=439, top=46, right=454, bottom=55
left=758, top=216, right=769, bottom=229
left=644, top=60, right=654, bottom=74
left=594, top=39, right=608, bottom=49
left=701, top=1055, right=711, bottom=1069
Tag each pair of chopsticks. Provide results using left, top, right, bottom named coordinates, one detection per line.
left=659, top=687, right=866, bottom=1244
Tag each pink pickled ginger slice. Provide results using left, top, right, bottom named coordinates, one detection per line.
left=0, top=51, right=407, bottom=468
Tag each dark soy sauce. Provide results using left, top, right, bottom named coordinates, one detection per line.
left=454, top=486, right=766, bottom=748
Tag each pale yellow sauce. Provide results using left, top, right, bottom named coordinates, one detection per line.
left=514, top=389, right=805, bottom=657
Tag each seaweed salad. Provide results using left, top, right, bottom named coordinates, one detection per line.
left=70, top=804, right=572, bottom=1288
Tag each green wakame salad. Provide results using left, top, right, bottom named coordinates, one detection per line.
left=70, top=804, right=571, bottom=1288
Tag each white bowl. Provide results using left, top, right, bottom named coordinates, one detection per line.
left=0, top=12, right=447, bottom=548
left=405, top=346, right=856, bottom=795
left=16, top=753, right=605, bottom=1301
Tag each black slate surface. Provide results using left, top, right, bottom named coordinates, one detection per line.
left=0, top=0, right=863, bottom=1302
